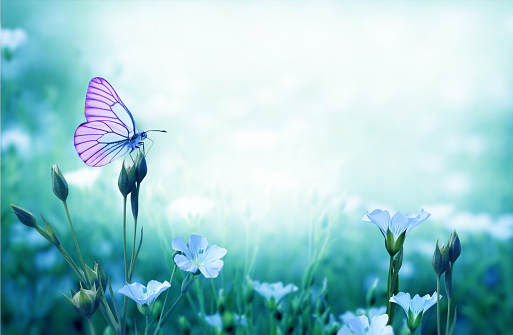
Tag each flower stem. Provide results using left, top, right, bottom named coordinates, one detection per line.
left=63, top=201, right=86, bottom=277
left=386, top=254, right=394, bottom=324
left=269, top=309, right=276, bottom=335
left=437, top=275, right=441, bottom=335
left=130, top=184, right=140, bottom=281
left=122, top=195, right=128, bottom=335
left=153, top=292, right=187, bottom=335
left=87, top=317, right=96, bottom=335
left=446, top=297, right=451, bottom=335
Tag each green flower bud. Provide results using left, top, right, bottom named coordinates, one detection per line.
left=432, top=239, right=449, bottom=276
left=407, top=309, right=423, bottom=333
left=131, top=186, right=139, bottom=220
left=137, top=302, right=154, bottom=316
left=118, top=161, right=135, bottom=197
left=102, top=326, right=116, bottom=335
left=11, top=204, right=38, bottom=228
left=393, top=247, right=403, bottom=274
left=85, top=262, right=107, bottom=292
left=221, top=311, right=235, bottom=332
left=385, top=229, right=406, bottom=256
left=448, top=230, right=461, bottom=265
left=178, top=315, right=191, bottom=335
left=62, top=283, right=101, bottom=319
left=51, top=164, right=68, bottom=202
left=41, top=215, right=60, bottom=247
left=217, top=289, right=227, bottom=314
left=181, top=273, right=192, bottom=294
left=135, top=153, right=147, bottom=184
left=366, top=278, right=379, bottom=307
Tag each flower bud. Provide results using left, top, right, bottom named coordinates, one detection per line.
left=448, top=230, right=461, bottom=265
left=178, top=315, right=191, bottom=335
left=217, top=289, right=227, bottom=314
left=41, top=215, right=60, bottom=247
left=118, top=161, right=135, bottom=197
left=385, top=229, right=406, bottom=256
left=137, top=302, right=154, bottom=316
left=221, top=311, right=235, bottom=332
left=63, top=283, right=101, bottom=319
left=135, top=153, right=147, bottom=184
left=432, top=239, right=449, bottom=276
left=85, top=262, right=107, bottom=292
left=393, top=247, right=403, bottom=274
left=11, top=204, right=38, bottom=228
left=131, top=187, right=139, bottom=220
left=181, top=273, right=192, bottom=294
left=366, top=278, right=379, bottom=307
left=51, top=164, right=68, bottom=202
left=407, top=309, right=423, bottom=333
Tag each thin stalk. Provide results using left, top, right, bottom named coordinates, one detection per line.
left=63, top=201, right=86, bottom=274
left=152, top=292, right=187, bottom=335
left=386, top=254, right=394, bottom=324
left=87, top=318, right=96, bottom=335
left=446, top=297, right=451, bottom=335
left=144, top=316, right=149, bottom=335
left=122, top=196, right=128, bottom=335
left=130, top=184, right=140, bottom=278
left=148, top=265, right=177, bottom=330
left=269, top=310, right=276, bottom=335
left=437, top=276, right=441, bottom=335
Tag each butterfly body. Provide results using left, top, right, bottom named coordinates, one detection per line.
left=74, top=77, right=162, bottom=167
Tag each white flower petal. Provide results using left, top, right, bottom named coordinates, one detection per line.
left=200, top=259, right=224, bottom=278
left=172, top=237, right=193, bottom=259
left=189, top=234, right=209, bottom=258
left=174, top=254, right=198, bottom=273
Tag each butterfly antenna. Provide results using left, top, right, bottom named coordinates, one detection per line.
left=146, top=129, right=167, bottom=133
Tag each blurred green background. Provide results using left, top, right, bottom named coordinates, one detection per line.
left=2, top=1, right=512, bottom=334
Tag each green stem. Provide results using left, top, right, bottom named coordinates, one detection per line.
left=144, top=316, right=149, bottom=335
left=122, top=196, right=128, bottom=335
left=130, top=184, right=140, bottom=281
left=152, top=292, right=187, bottom=335
left=446, top=297, right=451, bottom=335
left=386, top=254, right=394, bottom=324
left=87, top=317, right=96, bottom=335
left=437, top=276, right=441, bottom=335
left=63, top=201, right=86, bottom=275
left=148, top=265, right=177, bottom=331
left=269, top=309, right=276, bottom=335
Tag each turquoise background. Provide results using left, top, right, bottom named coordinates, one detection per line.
left=2, top=1, right=512, bottom=334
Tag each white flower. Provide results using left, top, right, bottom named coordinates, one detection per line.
left=252, top=281, right=298, bottom=302
left=118, top=280, right=170, bottom=306
left=172, top=235, right=227, bottom=278
left=168, top=196, right=215, bottom=221
left=337, top=314, right=393, bottom=335
left=1, top=28, right=27, bottom=51
left=202, top=312, right=248, bottom=330
left=390, top=292, right=440, bottom=332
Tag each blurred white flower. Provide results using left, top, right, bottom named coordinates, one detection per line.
left=252, top=281, right=298, bottom=303
left=64, top=167, right=101, bottom=189
left=1, top=28, right=27, bottom=51
left=1, top=128, right=30, bottom=156
left=168, top=196, right=215, bottom=222
left=201, top=312, right=248, bottom=330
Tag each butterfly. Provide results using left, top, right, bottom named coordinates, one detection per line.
left=74, top=77, right=165, bottom=167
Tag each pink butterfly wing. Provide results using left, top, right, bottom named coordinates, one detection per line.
left=74, top=78, right=138, bottom=167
